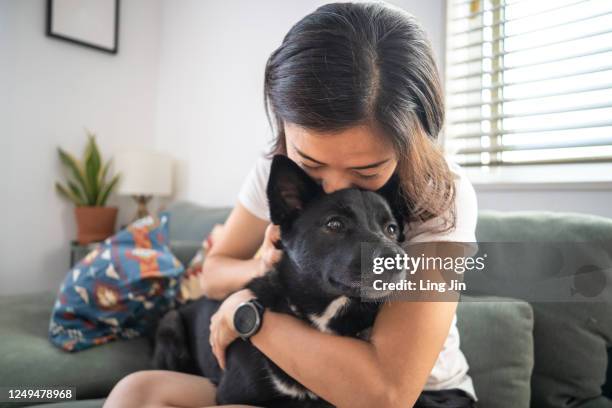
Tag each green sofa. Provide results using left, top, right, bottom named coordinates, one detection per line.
left=1, top=202, right=610, bottom=408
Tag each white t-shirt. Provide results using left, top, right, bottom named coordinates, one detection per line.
left=237, top=155, right=478, bottom=400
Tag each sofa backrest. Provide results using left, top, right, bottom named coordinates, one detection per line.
left=164, top=202, right=612, bottom=407
left=474, top=210, right=612, bottom=408
left=166, top=201, right=232, bottom=243
left=166, top=201, right=231, bottom=267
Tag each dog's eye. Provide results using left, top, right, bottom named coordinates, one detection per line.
left=385, top=222, right=399, bottom=237
left=325, top=218, right=345, bottom=232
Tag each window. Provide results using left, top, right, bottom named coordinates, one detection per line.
left=444, top=0, right=612, bottom=170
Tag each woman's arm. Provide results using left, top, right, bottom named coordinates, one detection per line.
left=210, top=242, right=470, bottom=407
left=200, top=203, right=280, bottom=300
left=251, top=300, right=457, bottom=408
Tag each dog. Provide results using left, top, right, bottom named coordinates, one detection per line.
left=152, top=154, right=408, bottom=407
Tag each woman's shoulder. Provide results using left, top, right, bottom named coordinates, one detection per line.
left=238, top=154, right=478, bottom=240
left=237, top=155, right=272, bottom=222
left=248, top=155, right=273, bottom=185
left=405, top=157, right=478, bottom=243
left=447, top=158, right=478, bottom=227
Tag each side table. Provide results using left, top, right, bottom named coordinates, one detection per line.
left=69, top=240, right=103, bottom=268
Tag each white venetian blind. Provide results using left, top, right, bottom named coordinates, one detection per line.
left=444, top=0, right=612, bottom=167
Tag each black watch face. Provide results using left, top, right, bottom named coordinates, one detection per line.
left=234, top=303, right=258, bottom=336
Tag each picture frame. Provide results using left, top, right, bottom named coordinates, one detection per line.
left=46, top=0, right=120, bottom=54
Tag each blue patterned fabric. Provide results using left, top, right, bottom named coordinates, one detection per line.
left=49, top=212, right=184, bottom=352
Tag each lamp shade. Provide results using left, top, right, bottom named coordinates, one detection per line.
left=114, top=150, right=173, bottom=196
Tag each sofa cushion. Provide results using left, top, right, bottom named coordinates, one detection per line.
left=457, top=295, right=534, bottom=408
left=28, top=399, right=105, bottom=408
left=4, top=294, right=534, bottom=408
left=474, top=211, right=612, bottom=408
left=0, top=292, right=150, bottom=407
left=577, top=397, right=612, bottom=408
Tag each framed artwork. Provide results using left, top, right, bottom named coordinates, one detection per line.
left=46, top=0, right=120, bottom=54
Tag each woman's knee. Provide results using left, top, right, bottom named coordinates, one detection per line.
left=105, top=370, right=167, bottom=407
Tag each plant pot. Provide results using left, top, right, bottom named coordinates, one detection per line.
left=74, top=206, right=118, bottom=245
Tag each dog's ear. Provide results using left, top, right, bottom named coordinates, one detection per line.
left=266, top=155, right=323, bottom=226
left=376, top=172, right=408, bottom=241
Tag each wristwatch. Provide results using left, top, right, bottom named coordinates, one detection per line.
left=233, top=299, right=265, bottom=340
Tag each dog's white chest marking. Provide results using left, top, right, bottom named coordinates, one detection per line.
left=267, top=297, right=349, bottom=399
left=269, top=374, right=317, bottom=400
left=308, top=296, right=350, bottom=333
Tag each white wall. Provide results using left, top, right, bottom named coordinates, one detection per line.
left=3, top=0, right=608, bottom=296
left=0, top=0, right=445, bottom=295
left=150, top=0, right=612, bottom=220
left=154, top=0, right=446, bottom=207
left=0, top=0, right=162, bottom=295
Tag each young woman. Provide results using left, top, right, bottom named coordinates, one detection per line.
left=104, top=2, right=478, bottom=407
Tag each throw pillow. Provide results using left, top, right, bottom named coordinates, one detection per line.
left=49, top=212, right=184, bottom=352
left=177, top=223, right=265, bottom=303
left=177, top=224, right=224, bottom=303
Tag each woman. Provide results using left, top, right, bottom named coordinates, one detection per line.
left=105, top=2, right=478, bottom=407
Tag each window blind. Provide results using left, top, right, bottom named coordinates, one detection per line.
left=444, top=0, right=612, bottom=167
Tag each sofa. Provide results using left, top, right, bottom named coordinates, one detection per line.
left=1, top=202, right=610, bottom=408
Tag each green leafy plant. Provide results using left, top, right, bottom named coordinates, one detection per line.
left=55, top=131, right=120, bottom=207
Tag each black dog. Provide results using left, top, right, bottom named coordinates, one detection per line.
left=152, top=155, right=408, bottom=407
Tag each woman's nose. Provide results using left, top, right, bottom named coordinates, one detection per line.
left=321, top=175, right=353, bottom=193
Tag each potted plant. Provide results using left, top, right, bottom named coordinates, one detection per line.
left=56, top=131, right=121, bottom=244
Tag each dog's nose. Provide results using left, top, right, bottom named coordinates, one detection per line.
left=374, top=247, right=407, bottom=276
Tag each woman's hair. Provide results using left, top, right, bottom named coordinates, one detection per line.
left=263, top=1, right=455, bottom=232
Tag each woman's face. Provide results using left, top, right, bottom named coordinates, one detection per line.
left=284, top=122, right=398, bottom=193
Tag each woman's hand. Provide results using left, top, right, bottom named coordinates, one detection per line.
left=254, top=223, right=283, bottom=278
left=209, top=288, right=256, bottom=370
left=209, top=223, right=282, bottom=369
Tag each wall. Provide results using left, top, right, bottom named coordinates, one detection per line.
left=154, top=0, right=447, bottom=206
left=152, top=0, right=612, bottom=225
left=0, top=0, right=445, bottom=296
left=0, top=0, right=162, bottom=295
left=3, top=0, right=607, bottom=296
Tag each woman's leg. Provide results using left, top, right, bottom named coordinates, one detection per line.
left=104, top=370, right=215, bottom=408
left=103, top=370, right=261, bottom=408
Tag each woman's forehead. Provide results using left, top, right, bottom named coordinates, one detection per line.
left=284, top=122, right=395, bottom=165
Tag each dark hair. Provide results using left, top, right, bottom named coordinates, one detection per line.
left=263, top=1, right=455, bottom=231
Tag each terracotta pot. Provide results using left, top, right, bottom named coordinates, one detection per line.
left=74, top=206, right=118, bottom=244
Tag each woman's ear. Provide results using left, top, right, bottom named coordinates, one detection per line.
left=266, top=155, right=322, bottom=226
left=376, top=172, right=408, bottom=240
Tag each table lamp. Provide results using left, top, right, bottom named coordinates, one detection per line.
left=115, top=150, right=173, bottom=222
